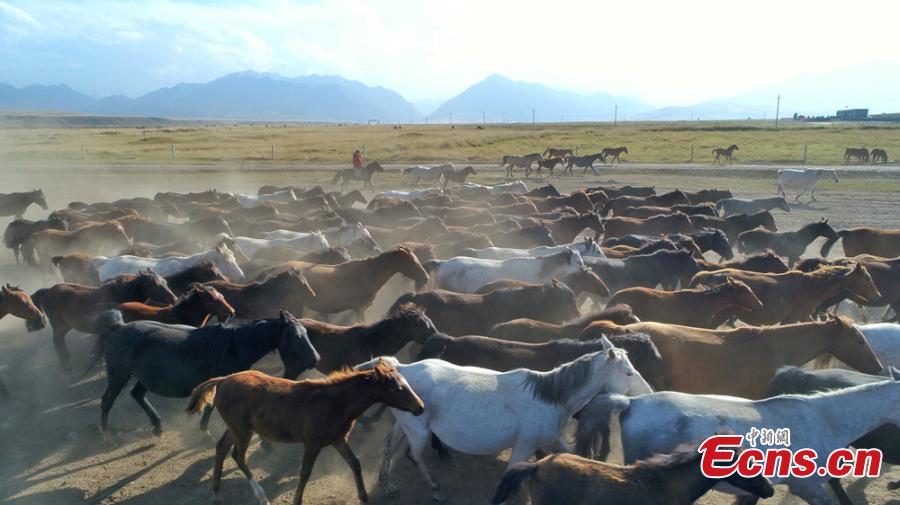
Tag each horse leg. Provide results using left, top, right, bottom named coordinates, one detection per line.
left=130, top=382, right=163, bottom=435
left=405, top=427, right=444, bottom=502
left=199, top=404, right=215, bottom=433
left=292, top=443, right=323, bottom=505
left=51, top=324, right=72, bottom=372
left=811, top=185, right=817, bottom=201
left=231, top=431, right=269, bottom=505
left=211, top=430, right=235, bottom=502
left=333, top=439, right=368, bottom=502
left=100, top=367, right=130, bottom=434
left=828, top=478, right=853, bottom=505
left=378, top=422, right=407, bottom=494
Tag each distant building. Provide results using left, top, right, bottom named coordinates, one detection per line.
left=869, top=112, right=900, bottom=122
left=835, top=108, right=868, bottom=120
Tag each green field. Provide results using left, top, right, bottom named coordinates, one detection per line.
left=1, top=120, right=898, bottom=166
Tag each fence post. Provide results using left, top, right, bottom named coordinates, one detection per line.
left=272, top=145, right=276, bottom=160
left=171, top=144, right=176, bottom=160
left=690, top=145, right=695, bottom=163
left=802, top=145, right=808, bottom=165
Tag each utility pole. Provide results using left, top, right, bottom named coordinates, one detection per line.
left=614, top=105, right=618, bottom=126
left=775, top=94, right=781, bottom=128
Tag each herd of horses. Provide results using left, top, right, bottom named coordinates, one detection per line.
left=845, top=148, right=890, bottom=165
left=1, top=167, right=899, bottom=505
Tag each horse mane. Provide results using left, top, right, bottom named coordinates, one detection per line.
left=523, top=351, right=604, bottom=405
left=564, top=304, right=635, bottom=327
left=634, top=443, right=704, bottom=469
left=308, top=359, right=398, bottom=386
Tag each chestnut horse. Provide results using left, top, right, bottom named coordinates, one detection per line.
left=0, top=285, right=46, bottom=397
left=488, top=305, right=639, bottom=343
left=821, top=226, right=900, bottom=258
left=607, top=278, right=763, bottom=328
left=690, top=263, right=881, bottom=326
left=96, top=284, right=235, bottom=327
left=602, top=213, right=693, bottom=239
left=491, top=446, right=773, bottom=505
left=187, top=360, right=423, bottom=505
left=578, top=316, right=883, bottom=398
left=29, top=270, right=177, bottom=371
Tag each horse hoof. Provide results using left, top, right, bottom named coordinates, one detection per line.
left=153, top=427, right=163, bottom=437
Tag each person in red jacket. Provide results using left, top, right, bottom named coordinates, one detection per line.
left=352, top=149, right=364, bottom=169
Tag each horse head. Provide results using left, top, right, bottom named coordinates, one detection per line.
left=278, top=310, right=320, bottom=379
left=32, top=189, right=49, bottom=210
left=134, top=269, right=178, bottom=306
left=843, top=262, right=881, bottom=304
left=0, top=284, right=45, bottom=322
left=183, top=284, right=235, bottom=323
left=391, top=302, right=438, bottom=344
left=395, top=246, right=430, bottom=291
left=366, top=358, right=424, bottom=416
left=825, top=314, right=882, bottom=375
left=213, top=244, right=245, bottom=282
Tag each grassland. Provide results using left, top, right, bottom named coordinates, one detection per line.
left=1, top=120, right=899, bottom=166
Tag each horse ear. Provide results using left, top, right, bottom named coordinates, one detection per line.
left=607, top=348, right=618, bottom=361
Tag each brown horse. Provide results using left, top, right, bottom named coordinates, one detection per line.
left=300, top=303, right=437, bottom=373
left=821, top=227, right=900, bottom=258
left=527, top=192, right=595, bottom=214
left=203, top=268, right=316, bottom=319
left=578, top=316, right=883, bottom=398
left=689, top=210, right=776, bottom=242
left=333, top=189, right=369, bottom=208
left=601, top=146, right=628, bottom=164
left=262, top=247, right=429, bottom=321
left=606, top=278, right=763, bottom=328
left=4, top=216, right=68, bottom=264
left=712, top=144, right=739, bottom=164
left=29, top=270, right=177, bottom=370
left=331, top=161, right=385, bottom=191
left=491, top=446, right=774, bottom=505
left=602, top=190, right=689, bottom=216
left=542, top=147, right=574, bottom=159
left=621, top=203, right=718, bottom=219
left=51, top=252, right=100, bottom=285
left=474, top=268, right=610, bottom=298
left=115, top=261, right=228, bottom=295
left=486, top=305, right=637, bottom=343
left=527, top=157, right=566, bottom=178
left=543, top=214, right=605, bottom=243
left=440, top=165, right=477, bottom=185
left=696, top=250, right=790, bottom=274
left=602, top=213, right=693, bottom=239
left=844, top=147, right=869, bottom=164
left=870, top=148, right=888, bottom=164
left=0, top=189, right=48, bottom=219
left=98, top=285, right=235, bottom=327
left=690, top=263, right=881, bottom=326
left=187, top=361, right=424, bottom=505
left=737, top=218, right=839, bottom=265
left=0, top=284, right=46, bottom=397
left=23, top=222, right=131, bottom=268
left=682, top=189, right=732, bottom=204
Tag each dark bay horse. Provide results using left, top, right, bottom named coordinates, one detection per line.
left=187, top=360, right=423, bottom=505
left=203, top=268, right=316, bottom=319
left=584, top=249, right=701, bottom=292
left=844, top=147, right=869, bottom=164
left=564, top=153, right=606, bottom=175
left=690, top=210, right=777, bottom=242
left=870, top=148, right=888, bottom=164
left=91, top=309, right=320, bottom=435
left=601, top=146, right=628, bottom=164
left=331, top=161, right=385, bottom=191
left=29, top=270, right=178, bottom=371
left=0, top=189, right=48, bottom=219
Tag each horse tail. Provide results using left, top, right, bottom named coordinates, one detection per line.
left=330, top=171, right=342, bottom=185
left=820, top=229, right=847, bottom=257
left=82, top=310, right=125, bottom=377
left=415, top=333, right=451, bottom=361
left=490, top=462, right=538, bottom=504
left=574, top=394, right=632, bottom=459
left=186, top=376, right=226, bottom=415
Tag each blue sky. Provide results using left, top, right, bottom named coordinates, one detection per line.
left=2, top=0, right=899, bottom=106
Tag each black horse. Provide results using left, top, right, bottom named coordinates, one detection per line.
left=89, top=309, right=319, bottom=435
left=676, top=228, right=734, bottom=260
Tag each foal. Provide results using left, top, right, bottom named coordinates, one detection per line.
left=188, top=360, right=424, bottom=505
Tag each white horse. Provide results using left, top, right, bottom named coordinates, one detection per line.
left=776, top=168, right=839, bottom=201
left=265, top=223, right=370, bottom=248
left=856, top=323, right=899, bottom=375
left=462, top=181, right=529, bottom=195
left=92, top=244, right=245, bottom=282
left=577, top=373, right=900, bottom=505
left=426, top=248, right=584, bottom=293
left=222, top=232, right=328, bottom=258
left=358, top=343, right=653, bottom=502
left=468, top=237, right=605, bottom=260
left=375, top=189, right=443, bottom=201
left=405, top=163, right=455, bottom=186
left=235, top=189, right=297, bottom=208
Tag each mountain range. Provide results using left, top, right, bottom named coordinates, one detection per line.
left=1, top=66, right=897, bottom=122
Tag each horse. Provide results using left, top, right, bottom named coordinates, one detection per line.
left=221, top=231, right=329, bottom=258
left=690, top=263, right=881, bottom=326
left=689, top=210, right=777, bottom=242
left=418, top=333, right=670, bottom=391
left=821, top=226, right=900, bottom=258
left=92, top=244, right=245, bottom=282
left=203, top=268, right=316, bottom=319
left=776, top=168, right=839, bottom=201
left=91, top=309, right=320, bottom=435
left=425, top=248, right=583, bottom=293
left=607, top=278, right=762, bottom=327
left=527, top=192, right=596, bottom=214
left=260, top=247, right=429, bottom=321
left=0, top=284, right=47, bottom=397
left=0, top=189, right=48, bottom=219
left=29, top=270, right=178, bottom=371
left=697, top=250, right=790, bottom=274
left=187, top=360, right=423, bottom=505
left=736, top=218, right=838, bottom=265
left=114, top=261, right=227, bottom=295
left=564, top=153, right=606, bottom=175
left=870, top=148, right=888, bottom=163
left=574, top=373, right=899, bottom=505
left=331, top=161, right=385, bottom=190
left=500, top=153, right=541, bottom=177
left=301, top=303, right=437, bottom=373
left=601, top=146, right=628, bottom=164
left=474, top=267, right=610, bottom=298
left=588, top=184, right=655, bottom=199
left=542, top=147, right=573, bottom=159
left=855, top=323, right=900, bottom=375
left=717, top=196, right=791, bottom=216
left=527, top=157, right=566, bottom=178
left=577, top=315, right=883, bottom=398
left=622, top=203, right=718, bottom=219
left=440, top=165, right=477, bottom=185
left=23, top=222, right=131, bottom=269
left=584, top=249, right=701, bottom=292
left=3, top=215, right=68, bottom=264
left=488, top=304, right=639, bottom=343
left=682, top=228, right=734, bottom=259
left=404, top=163, right=455, bottom=186
left=712, top=144, right=739, bottom=164
left=601, top=190, right=689, bottom=216
left=235, top=189, right=296, bottom=208
left=466, top=237, right=604, bottom=260
left=492, top=444, right=774, bottom=505
left=490, top=224, right=556, bottom=248
left=331, top=189, right=368, bottom=208
left=602, top=213, right=693, bottom=239
left=92, top=284, right=235, bottom=327
left=389, top=280, right=580, bottom=336
left=364, top=344, right=653, bottom=502
left=844, top=147, right=869, bottom=164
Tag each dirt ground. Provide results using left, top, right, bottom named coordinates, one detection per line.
left=1, top=163, right=898, bottom=505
